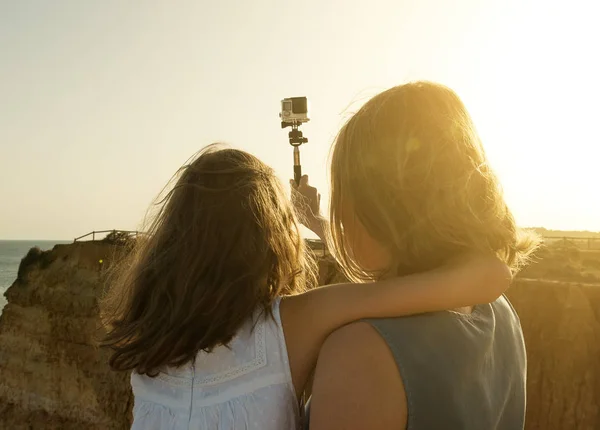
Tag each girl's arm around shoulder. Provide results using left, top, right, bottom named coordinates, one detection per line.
left=280, top=254, right=511, bottom=399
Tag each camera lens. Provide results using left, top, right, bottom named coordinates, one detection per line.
left=292, top=97, right=308, bottom=114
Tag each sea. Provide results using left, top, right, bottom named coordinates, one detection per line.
left=0, top=240, right=70, bottom=314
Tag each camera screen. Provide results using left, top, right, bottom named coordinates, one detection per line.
left=282, top=101, right=292, bottom=112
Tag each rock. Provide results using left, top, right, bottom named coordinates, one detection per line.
left=0, top=242, right=133, bottom=430
left=507, top=279, right=600, bottom=430
left=1, top=241, right=599, bottom=429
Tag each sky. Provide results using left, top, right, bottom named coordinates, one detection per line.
left=1, top=0, right=598, bottom=240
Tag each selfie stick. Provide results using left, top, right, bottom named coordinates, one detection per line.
left=287, top=125, right=308, bottom=186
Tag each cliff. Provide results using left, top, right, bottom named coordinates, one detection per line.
left=0, top=242, right=599, bottom=429
left=507, top=279, right=600, bottom=430
left=0, top=242, right=132, bottom=430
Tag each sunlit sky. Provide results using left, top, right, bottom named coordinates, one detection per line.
left=1, top=0, right=598, bottom=240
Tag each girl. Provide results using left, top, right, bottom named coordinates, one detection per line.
left=101, top=144, right=511, bottom=430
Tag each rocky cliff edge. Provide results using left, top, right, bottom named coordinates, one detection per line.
left=0, top=242, right=599, bottom=429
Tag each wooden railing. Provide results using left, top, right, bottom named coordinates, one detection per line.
left=71, top=231, right=599, bottom=250
left=73, top=230, right=140, bottom=242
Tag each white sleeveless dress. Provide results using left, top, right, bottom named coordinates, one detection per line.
left=130, top=298, right=300, bottom=429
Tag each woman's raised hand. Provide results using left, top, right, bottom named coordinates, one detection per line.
left=290, top=175, right=323, bottom=236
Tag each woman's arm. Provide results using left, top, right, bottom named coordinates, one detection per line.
left=280, top=254, right=511, bottom=399
left=305, top=215, right=327, bottom=242
left=291, top=175, right=327, bottom=242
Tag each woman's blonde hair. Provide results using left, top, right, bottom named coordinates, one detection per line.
left=329, top=81, right=539, bottom=282
left=101, top=144, right=316, bottom=376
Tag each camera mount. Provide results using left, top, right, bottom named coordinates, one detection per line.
left=286, top=124, right=308, bottom=147
left=282, top=122, right=308, bottom=186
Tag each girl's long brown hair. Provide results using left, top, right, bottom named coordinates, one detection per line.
left=101, top=144, right=316, bottom=376
left=329, top=81, right=540, bottom=281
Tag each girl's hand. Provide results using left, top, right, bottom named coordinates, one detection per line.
left=290, top=175, right=322, bottom=231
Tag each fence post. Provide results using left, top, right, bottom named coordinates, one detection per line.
left=92, top=231, right=95, bottom=241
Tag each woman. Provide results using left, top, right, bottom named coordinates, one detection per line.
left=297, top=81, right=539, bottom=430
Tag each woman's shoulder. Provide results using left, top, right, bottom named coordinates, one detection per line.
left=316, top=321, right=405, bottom=388
left=308, top=321, right=408, bottom=429
left=317, top=322, right=393, bottom=369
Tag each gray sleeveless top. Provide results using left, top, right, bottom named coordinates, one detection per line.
left=304, top=295, right=526, bottom=430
